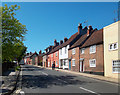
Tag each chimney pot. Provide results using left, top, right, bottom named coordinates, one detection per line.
left=39, top=50, right=42, bottom=54
left=87, top=25, right=93, bottom=36
left=64, top=37, right=68, bottom=42
left=60, top=40, right=63, bottom=44
left=54, top=39, right=57, bottom=46
left=78, top=23, right=82, bottom=34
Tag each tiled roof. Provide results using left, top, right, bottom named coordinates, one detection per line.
left=30, top=52, right=38, bottom=58
left=49, top=45, right=61, bottom=54
left=48, top=32, right=79, bottom=54
left=69, top=33, right=88, bottom=49
left=59, top=32, right=78, bottom=49
left=80, top=29, right=103, bottom=48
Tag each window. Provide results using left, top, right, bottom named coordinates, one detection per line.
left=48, top=62, right=50, bottom=66
left=113, top=60, right=120, bottom=73
left=56, top=61, right=58, bottom=65
left=56, top=52, right=57, bottom=57
left=109, top=43, right=118, bottom=50
left=90, top=45, right=96, bottom=54
left=65, top=47, right=67, bottom=54
left=63, top=60, right=68, bottom=66
left=60, top=49, right=62, bottom=55
left=72, top=48, right=75, bottom=55
left=89, top=59, right=96, bottom=67
left=51, top=54, right=53, bottom=57
left=81, top=48, right=85, bottom=54
left=72, top=59, right=75, bottom=66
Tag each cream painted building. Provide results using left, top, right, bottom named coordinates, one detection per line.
left=103, top=21, right=120, bottom=78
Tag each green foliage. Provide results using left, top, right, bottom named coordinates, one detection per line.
left=15, top=65, right=20, bottom=71
left=1, top=4, right=27, bottom=63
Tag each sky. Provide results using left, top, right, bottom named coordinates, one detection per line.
left=2, top=2, right=118, bottom=53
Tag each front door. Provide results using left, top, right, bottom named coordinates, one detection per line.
left=80, top=61, right=84, bottom=72
left=69, top=60, right=71, bottom=70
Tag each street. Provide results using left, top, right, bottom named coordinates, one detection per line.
left=20, top=65, right=118, bottom=94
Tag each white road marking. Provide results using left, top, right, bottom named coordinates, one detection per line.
left=79, top=87, right=99, bottom=94
left=42, top=72, right=48, bottom=76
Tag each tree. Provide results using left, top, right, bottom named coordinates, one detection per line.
left=1, top=4, right=27, bottom=63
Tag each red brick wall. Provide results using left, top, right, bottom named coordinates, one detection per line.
left=68, top=47, right=80, bottom=72
left=53, top=51, right=59, bottom=68
left=80, top=44, right=104, bottom=73
left=48, top=51, right=59, bottom=68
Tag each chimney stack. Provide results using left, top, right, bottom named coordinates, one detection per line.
left=78, top=23, right=82, bottom=34
left=30, top=52, right=32, bottom=55
left=54, top=39, right=57, bottom=46
left=87, top=25, right=93, bottom=36
left=39, top=50, right=42, bottom=54
left=60, top=40, right=63, bottom=44
left=64, top=37, right=68, bottom=42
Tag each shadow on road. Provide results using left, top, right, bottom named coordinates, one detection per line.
left=22, top=74, right=94, bottom=89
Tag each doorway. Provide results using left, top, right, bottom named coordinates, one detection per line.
left=69, top=60, right=71, bottom=70
left=80, top=60, right=84, bottom=72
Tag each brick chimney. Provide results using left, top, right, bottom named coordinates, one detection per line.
left=30, top=52, right=32, bottom=55
left=39, top=50, right=42, bottom=54
left=60, top=40, right=63, bottom=44
left=87, top=25, right=93, bottom=36
left=54, top=39, right=57, bottom=46
left=64, top=37, right=68, bottom=42
left=78, top=23, right=82, bottom=35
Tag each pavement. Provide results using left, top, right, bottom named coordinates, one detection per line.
left=0, top=68, right=20, bottom=95
left=17, top=64, right=119, bottom=95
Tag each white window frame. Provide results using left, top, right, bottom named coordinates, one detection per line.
left=72, top=48, right=76, bottom=55
left=81, top=48, right=85, bottom=54
left=72, top=59, right=75, bottom=66
left=89, top=59, right=96, bottom=67
left=112, top=60, right=120, bottom=73
left=109, top=43, right=118, bottom=51
left=90, top=45, right=96, bottom=54
left=48, top=62, right=50, bottom=66
left=51, top=54, right=53, bottom=57
left=56, top=52, right=57, bottom=57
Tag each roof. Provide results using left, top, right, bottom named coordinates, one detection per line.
left=80, top=29, right=103, bottom=48
left=49, top=45, right=61, bottom=54
left=30, top=52, right=38, bottom=58
left=59, top=32, right=79, bottom=49
left=69, top=33, right=88, bottom=49
left=48, top=32, right=79, bottom=54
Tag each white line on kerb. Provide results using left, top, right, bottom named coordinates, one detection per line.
left=20, top=91, right=25, bottom=95
left=79, top=87, right=99, bottom=94
left=42, top=72, right=48, bottom=76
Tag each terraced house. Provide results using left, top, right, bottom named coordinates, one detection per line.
left=68, top=26, right=104, bottom=75
left=79, top=29, right=104, bottom=75
left=59, top=24, right=88, bottom=69
left=43, top=46, right=53, bottom=67
left=47, top=40, right=60, bottom=68
left=103, top=21, right=120, bottom=78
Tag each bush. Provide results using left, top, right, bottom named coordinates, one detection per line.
left=15, top=65, right=20, bottom=71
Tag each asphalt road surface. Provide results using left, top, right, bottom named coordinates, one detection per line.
left=20, top=65, right=119, bottom=95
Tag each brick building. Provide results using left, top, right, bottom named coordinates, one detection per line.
left=80, top=29, right=104, bottom=75
left=48, top=40, right=60, bottom=68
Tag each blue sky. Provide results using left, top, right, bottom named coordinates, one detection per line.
left=2, top=2, right=118, bottom=53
